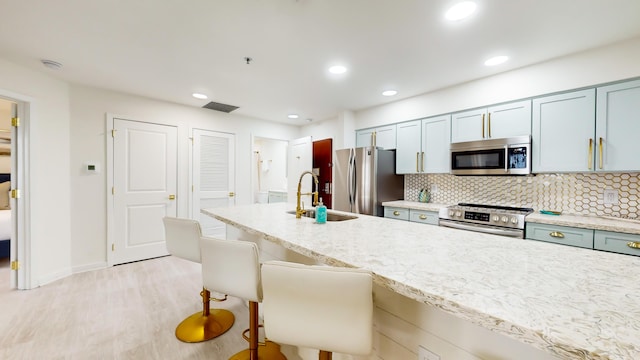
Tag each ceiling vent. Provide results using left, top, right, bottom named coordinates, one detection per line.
left=202, top=101, right=239, bottom=113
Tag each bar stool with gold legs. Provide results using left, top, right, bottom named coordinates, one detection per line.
left=200, top=236, right=287, bottom=360
left=261, top=261, right=373, bottom=360
left=162, top=217, right=235, bottom=343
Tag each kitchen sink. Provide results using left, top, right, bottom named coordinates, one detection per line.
left=286, top=210, right=358, bottom=222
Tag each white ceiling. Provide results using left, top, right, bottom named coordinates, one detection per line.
left=1, top=0, right=639, bottom=125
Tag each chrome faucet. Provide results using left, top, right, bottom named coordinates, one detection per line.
left=296, top=171, right=319, bottom=218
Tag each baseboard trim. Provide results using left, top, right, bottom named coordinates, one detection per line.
left=72, top=261, right=108, bottom=274
left=37, top=267, right=72, bottom=287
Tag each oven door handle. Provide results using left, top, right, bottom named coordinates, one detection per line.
left=439, top=219, right=524, bottom=238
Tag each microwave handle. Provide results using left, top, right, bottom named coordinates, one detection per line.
left=504, top=145, right=509, bottom=172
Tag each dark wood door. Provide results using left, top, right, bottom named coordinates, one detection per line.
left=312, top=138, right=333, bottom=209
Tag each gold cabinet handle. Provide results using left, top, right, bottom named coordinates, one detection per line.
left=168, top=194, right=176, bottom=200
left=228, top=192, right=235, bottom=197
left=419, top=214, right=427, bottom=220
left=627, top=242, right=640, bottom=249
left=487, top=112, right=491, bottom=138
left=588, top=138, right=593, bottom=170
left=549, top=231, right=565, bottom=238
left=481, top=113, right=485, bottom=138
left=598, top=137, right=603, bottom=170
left=416, top=152, right=420, bottom=172
left=393, top=211, right=400, bottom=216
left=421, top=152, right=425, bottom=172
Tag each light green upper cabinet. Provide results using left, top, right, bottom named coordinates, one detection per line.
left=356, top=124, right=396, bottom=149
left=396, top=115, right=450, bottom=174
left=532, top=89, right=596, bottom=173
left=451, top=100, right=531, bottom=143
left=595, top=79, right=640, bottom=172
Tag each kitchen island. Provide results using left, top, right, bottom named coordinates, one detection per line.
left=203, top=203, right=640, bottom=360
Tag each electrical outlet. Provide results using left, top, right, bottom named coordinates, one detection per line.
left=603, top=189, right=618, bottom=205
left=418, top=345, right=440, bottom=360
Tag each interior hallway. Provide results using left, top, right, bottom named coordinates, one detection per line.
left=0, top=256, right=301, bottom=359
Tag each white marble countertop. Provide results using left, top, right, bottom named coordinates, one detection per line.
left=527, top=212, right=640, bottom=235
left=382, top=200, right=449, bottom=212
left=383, top=200, right=640, bottom=235
left=203, top=203, right=640, bottom=360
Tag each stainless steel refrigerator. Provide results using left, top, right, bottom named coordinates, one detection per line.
left=333, top=147, right=403, bottom=216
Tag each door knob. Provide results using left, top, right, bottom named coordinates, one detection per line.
left=168, top=195, right=176, bottom=200
left=229, top=192, right=235, bottom=197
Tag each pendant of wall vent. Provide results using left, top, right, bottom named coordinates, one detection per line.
left=202, top=101, right=239, bottom=113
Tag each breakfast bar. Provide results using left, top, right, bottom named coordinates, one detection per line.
left=203, top=202, right=640, bottom=360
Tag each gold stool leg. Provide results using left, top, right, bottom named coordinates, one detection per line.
left=230, top=301, right=287, bottom=360
left=175, top=288, right=235, bottom=343
left=318, top=350, right=332, bottom=360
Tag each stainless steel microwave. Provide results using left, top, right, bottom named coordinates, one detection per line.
left=450, top=136, right=531, bottom=175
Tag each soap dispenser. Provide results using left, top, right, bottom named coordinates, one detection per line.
left=315, top=197, right=327, bottom=224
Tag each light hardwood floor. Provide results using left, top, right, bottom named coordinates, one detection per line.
left=0, top=256, right=301, bottom=359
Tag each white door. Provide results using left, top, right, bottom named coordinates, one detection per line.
left=287, top=136, right=313, bottom=206
left=112, top=118, right=177, bottom=265
left=9, top=101, right=19, bottom=288
left=192, top=129, right=235, bottom=238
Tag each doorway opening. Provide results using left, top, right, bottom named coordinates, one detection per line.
left=252, top=136, right=288, bottom=204
left=0, top=97, right=15, bottom=291
left=312, top=138, right=333, bottom=209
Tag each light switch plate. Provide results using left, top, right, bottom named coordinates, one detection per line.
left=418, top=345, right=440, bottom=360
left=603, top=189, right=618, bottom=205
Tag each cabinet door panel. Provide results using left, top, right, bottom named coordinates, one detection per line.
left=356, top=129, right=374, bottom=147
left=375, top=125, right=397, bottom=150
left=487, top=100, right=531, bottom=139
left=596, top=79, right=640, bottom=172
left=532, top=89, right=596, bottom=172
left=422, top=115, right=451, bottom=173
left=451, top=108, right=485, bottom=143
left=395, top=120, right=421, bottom=174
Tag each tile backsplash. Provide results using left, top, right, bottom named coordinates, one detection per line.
left=405, top=173, right=640, bottom=219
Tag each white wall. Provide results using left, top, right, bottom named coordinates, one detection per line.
left=355, top=36, right=640, bottom=129
left=0, top=58, right=72, bottom=287
left=69, top=84, right=301, bottom=270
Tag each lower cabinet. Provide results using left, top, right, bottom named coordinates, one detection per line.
left=384, top=206, right=439, bottom=225
left=526, top=223, right=640, bottom=257
left=594, top=231, right=640, bottom=257
left=409, top=209, right=439, bottom=225
left=384, top=207, right=409, bottom=221
left=526, top=223, right=594, bottom=249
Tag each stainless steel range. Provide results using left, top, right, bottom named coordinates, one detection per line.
left=438, top=203, right=534, bottom=238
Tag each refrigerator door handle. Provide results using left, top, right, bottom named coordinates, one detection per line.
left=348, top=149, right=357, bottom=211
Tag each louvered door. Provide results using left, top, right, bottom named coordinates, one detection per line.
left=192, top=129, right=235, bottom=238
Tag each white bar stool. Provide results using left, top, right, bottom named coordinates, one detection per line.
left=261, top=261, right=373, bottom=360
left=200, top=236, right=287, bottom=360
left=162, top=217, right=235, bottom=343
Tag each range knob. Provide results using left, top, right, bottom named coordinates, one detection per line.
left=491, top=215, right=500, bottom=222
left=455, top=211, right=462, bottom=217
left=449, top=210, right=455, bottom=217
left=510, top=217, right=518, bottom=224
left=501, top=216, right=509, bottom=223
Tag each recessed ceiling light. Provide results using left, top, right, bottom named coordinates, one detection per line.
left=445, top=1, right=477, bottom=21
left=484, top=55, right=509, bottom=66
left=41, top=59, right=63, bottom=70
left=328, top=65, right=347, bottom=74
left=192, top=93, right=208, bottom=100
left=288, top=114, right=299, bottom=119
left=382, top=90, right=398, bottom=96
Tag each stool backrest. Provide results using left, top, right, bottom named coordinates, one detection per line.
left=200, top=237, right=262, bottom=303
left=261, top=261, right=373, bottom=355
left=162, top=217, right=202, bottom=263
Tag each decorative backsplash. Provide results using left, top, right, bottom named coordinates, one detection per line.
left=405, top=173, right=640, bottom=220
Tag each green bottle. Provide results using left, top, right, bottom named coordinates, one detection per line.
left=315, top=197, right=327, bottom=224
